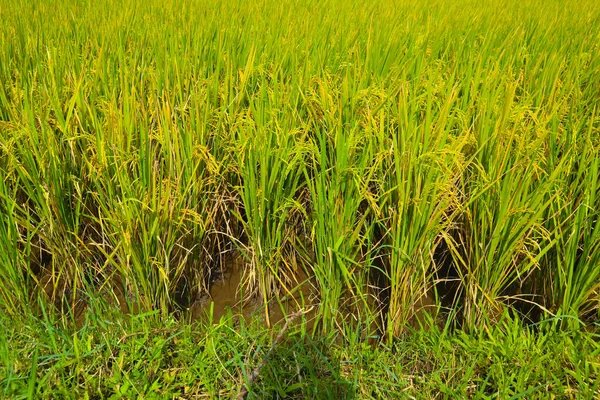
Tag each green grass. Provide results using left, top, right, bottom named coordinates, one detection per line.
left=1, top=310, right=599, bottom=398
left=1, top=0, right=600, bottom=396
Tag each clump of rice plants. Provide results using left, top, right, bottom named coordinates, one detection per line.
left=0, top=0, right=599, bottom=339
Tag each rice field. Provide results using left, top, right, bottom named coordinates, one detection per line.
left=2, top=0, right=600, bottom=397
left=1, top=0, right=600, bottom=351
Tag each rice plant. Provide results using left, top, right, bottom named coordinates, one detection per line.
left=0, top=0, right=599, bottom=338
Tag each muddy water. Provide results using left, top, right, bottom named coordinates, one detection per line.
left=189, top=259, right=315, bottom=329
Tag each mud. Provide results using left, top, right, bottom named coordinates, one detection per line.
left=188, top=258, right=315, bottom=329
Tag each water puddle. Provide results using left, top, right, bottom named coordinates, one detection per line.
left=189, top=257, right=314, bottom=329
